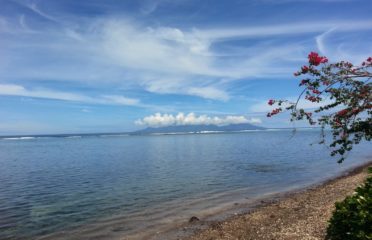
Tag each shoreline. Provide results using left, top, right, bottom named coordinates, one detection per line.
left=29, top=160, right=372, bottom=240
left=174, top=161, right=372, bottom=240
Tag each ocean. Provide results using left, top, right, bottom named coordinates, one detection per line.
left=0, top=130, right=370, bottom=239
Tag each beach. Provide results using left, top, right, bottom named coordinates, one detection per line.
left=182, top=163, right=371, bottom=240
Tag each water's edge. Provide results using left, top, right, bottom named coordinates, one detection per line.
left=153, top=160, right=372, bottom=240
left=38, top=160, right=372, bottom=240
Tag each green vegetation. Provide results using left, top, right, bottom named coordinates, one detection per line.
left=326, top=168, right=372, bottom=240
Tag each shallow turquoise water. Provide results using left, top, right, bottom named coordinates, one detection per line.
left=0, top=130, right=370, bottom=239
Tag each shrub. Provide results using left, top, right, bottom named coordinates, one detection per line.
left=326, top=168, right=372, bottom=240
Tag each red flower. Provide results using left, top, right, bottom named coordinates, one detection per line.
left=305, top=95, right=318, bottom=102
left=300, top=79, right=308, bottom=86
left=322, top=80, right=330, bottom=86
left=334, top=119, right=342, bottom=127
left=312, top=89, right=321, bottom=94
left=270, top=108, right=281, bottom=115
left=268, top=99, right=275, bottom=106
left=345, top=62, right=353, bottom=68
left=321, top=57, right=328, bottom=64
left=301, top=66, right=309, bottom=73
left=352, top=108, right=360, bottom=115
left=337, top=109, right=348, bottom=117
left=367, top=57, right=372, bottom=62
left=308, top=52, right=328, bottom=66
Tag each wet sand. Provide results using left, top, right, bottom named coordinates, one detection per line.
left=182, top=163, right=371, bottom=240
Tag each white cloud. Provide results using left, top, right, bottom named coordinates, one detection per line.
left=24, top=2, right=59, bottom=23
left=100, top=95, right=140, bottom=106
left=187, top=87, right=229, bottom=101
left=100, top=20, right=372, bottom=80
left=247, top=117, right=262, bottom=124
left=138, top=76, right=230, bottom=101
left=1, top=18, right=372, bottom=102
left=316, top=28, right=335, bottom=55
left=0, top=84, right=141, bottom=107
left=315, top=27, right=372, bottom=64
left=135, top=112, right=261, bottom=127
left=140, top=0, right=166, bottom=15
left=101, top=21, right=215, bottom=76
left=196, top=21, right=372, bottom=40
left=249, top=97, right=336, bottom=113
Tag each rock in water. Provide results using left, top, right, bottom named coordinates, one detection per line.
left=189, top=216, right=200, bottom=223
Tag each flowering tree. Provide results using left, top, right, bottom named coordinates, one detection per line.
left=268, top=52, right=372, bottom=163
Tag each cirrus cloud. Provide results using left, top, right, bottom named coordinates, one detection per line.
left=0, top=84, right=141, bottom=107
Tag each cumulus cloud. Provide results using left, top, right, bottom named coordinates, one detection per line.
left=135, top=112, right=261, bottom=127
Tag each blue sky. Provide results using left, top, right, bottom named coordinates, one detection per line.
left=0, top=0, right=371, bottom=135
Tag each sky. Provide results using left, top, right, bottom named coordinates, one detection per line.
left=0, top=0, right=371, bottom=135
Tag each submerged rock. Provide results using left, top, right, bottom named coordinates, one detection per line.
left=189, top=216, right=200, bottom=223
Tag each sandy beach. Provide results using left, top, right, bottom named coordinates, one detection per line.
left=181, top=163, right=371, bottom=240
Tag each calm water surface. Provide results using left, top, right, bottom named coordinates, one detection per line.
left=0, top=130, right=371, bottom=239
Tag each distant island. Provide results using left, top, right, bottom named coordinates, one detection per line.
left=133, top=123, right=265, bottom=135
left=0, top=125, right=327, bottom=139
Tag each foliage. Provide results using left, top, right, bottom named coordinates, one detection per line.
left=268, top=52, right=372, bottom=163
left=326, top=168, right=372, bottom=240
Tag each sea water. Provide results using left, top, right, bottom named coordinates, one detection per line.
left=0, top=130, right=371, bottom=239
